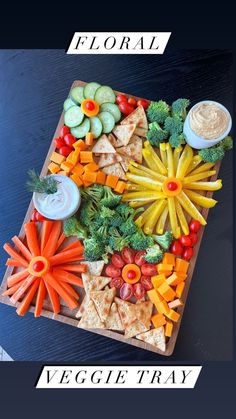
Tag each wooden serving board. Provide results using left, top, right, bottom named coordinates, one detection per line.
left=0, top=81, right=221, bottom=356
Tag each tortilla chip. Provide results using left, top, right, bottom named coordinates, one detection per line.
left=98, top=153, right=122, bottom=168
left=119, top=155, right=131, bottom=173
left=114, top=297, right=137, bottom=328
left=134, top=127, right=148, bottom=137
left=82, top=260, right=105, bottom=276
left=121, top=106, right=148, bottom=129
left=135, top=300, right=153, bottom=329
left=91, top=287, right=116, bottom=322
left=136, top=327, right=166, bottom=352
left=78, top=300, right=105, bottom=329
left=105, top=303, right=124, bottom=331
left=117, top=136, right=142, bottom=164
left=112, top=124, right=136, bottom=147
left=75, top=295, right=89, bottom=318
left=108, top=133, right=121, bottom=148
left=82, top=273, right=111, bottom=295
left=102, top=163, right=126, bottom=181
left=92, top=134, right=116, bottom=154
left=124, top=320, right=148, bottom=339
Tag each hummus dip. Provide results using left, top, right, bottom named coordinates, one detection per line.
left=189, top=102, right=230, bottom=140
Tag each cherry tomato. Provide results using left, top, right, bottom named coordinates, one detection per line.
left=182, top=247, right=194, bottom=261
left=111, top=253, right=125, bottom=269
left=33, top=261, right=45, bottom=272
left=64, top=133, right=76, bottom=147
left=134, top=250, right=146, bottom=266
left=105, top=264, right=121, bottom=278
left=121, top=247, right=135, bottom=264
left=133, top=283, right=145, bottom=300
left=119, top=101, right=135, bottom=115
left=189, top=232, right=198, bottom=245
left=54, top=137, right=65, bottom=149
left=60, top=125, right=70, bottom=138
left=59, top=145, right=73, bottom=157
left=120, top=283, right=133, bottom=301
left=110, top=277, right=124, bottom=289
left=140, top=276, right=153, bottom=291
left=85, top=101, right=95, bottom=111
left=137, top=99, right=149, bottom=109
left=179, top=235, right=193, bottom=247
left=128, top=97, right=137, bottom=107
left=167, top=181, right=178, bottom=191
left=116, top=94, right=127, bottom=104
left=35, top=211, right=46, bottom=222
left=189, top=220, right=201, bottom=233
left=141, top=263, right=157, bottom=276
left=171, top=240, right=183, bottom=256
left=127, top=270, right=136, bottom=279
left=31, top=209, right=37, bottom=222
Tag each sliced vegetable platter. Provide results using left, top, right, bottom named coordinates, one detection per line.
left=0, top=80, right=225, bottom=356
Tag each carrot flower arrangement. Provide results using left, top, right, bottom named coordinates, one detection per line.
left=2, top=220, right=86, bottom=316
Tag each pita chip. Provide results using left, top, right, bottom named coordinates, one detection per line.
left=91, top=287, right=116, bottom=322
left=135, top=300, right=153, bottom=329
left=115, top=297, right=137, bottom=328
left=97, top=152, right=122, bottom=168
left=105, top=303, right=124, bottom=331
left=136, top=327, right=166, bottom=352
left=92, top=134, right=116, bottom=154
left=121, top=106, right=148, bottom=129
left=119, top=155, right=131, bottom=173
left=78, top=300, right=105, bottom=329
left=117, top=136, right=143, bottom=164
left=134, top=127, right=148, bottom=137
left=112, top=123, right=136, bottom=147
left=82, top=273, right=111, bottom=295
left=82, top=260, right=105, bottom=276
left=124, top=320, right=148, bottom=339
left=75, top=295, right=89, bottom=318
left=102, top=163, right=127, bottom=181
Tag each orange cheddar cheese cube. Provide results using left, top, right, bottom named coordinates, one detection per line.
left=168, top=299, right=183, bottom=309
left=165, top=320, right=173, bottom=337
left=151, top=313, right=166, bottom=328
left=84, top=162, right=99, bottom=172
left=73, top=139, right=86, bottom=150
left=70, top=173, right=83, bottom=187
left=72, top=164, right=84, bottom=176
left=60, top=161, right=74, bottom=174
left=151, top=274, right=166, bottom=289
left=83, top=180, right=93, bottom=187
left=96, top=171, right=106, bottom=185
left=156, top=300, right=170, bottom=315
left=157, top=263, right=174, bottom=275
left=166, top=308, right=180, bottom=322
left=48, top=162, right=60, bottom=174
left=163, top=253, right=175, bottom=266
left=166, top=272, right=186, bottom=286
left=80, top=151, right=94, bottom=163
left=82, top=171, right=97, bottom=183
left=147, top=289, right=163, bottom=307
left=114, top=181, right=126, bottom=194
left=175, top=258, right=189, bottom=274
left=50, top=151, right=65, bottom=165
left=158, top=282, right=176, bottom=302
left=176, top=282, right=185, bottom=298
left=105, top=174, right=119, bottom=189
left=85, top=132, right=94, bottom=146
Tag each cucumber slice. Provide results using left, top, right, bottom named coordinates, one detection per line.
left=90, top=116, right=103, bottom=139
left=100, top=102, right=121, bottom=123
left=63, top=98, right=75, bottom=112
left=71, top=118, right=90, bottom=138
left=95, top=86, right=116, bottom=105
left=70, top=86, right=85, bottom=105
left=84, top=82, right=101, bottom=100
left=64, top=106, right=84, bottom=128
left=98, top=111, right=115, bottom=134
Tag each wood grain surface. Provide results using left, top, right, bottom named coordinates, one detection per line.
left=0, top=50, right=232, bottom=361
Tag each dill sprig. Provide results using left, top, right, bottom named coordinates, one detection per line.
left=27, top=169, right=58, bottom=194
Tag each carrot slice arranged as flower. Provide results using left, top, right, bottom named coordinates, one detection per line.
left=10, top=275, right=35, bottom=304
left=34, top=279, right=46, bottom=317
left=44, top=282, right=60, bottom=314
left=60, top=240, right=83, bottom=253
left=11, top=236, right=32, bottom=261
left=56, top=232, right=66, bottom=251
left=24, top=222, right=40, bottom=257
left=57, top=264, right=87, bottom=273
left=7, top=269, right=29, bottom=287
left=42, top=221, right=62, bottom=257
left=16, top=277, right=40, bottom=316
left=44, top=272, right=78, bottom=310
left=52, top=268, right=84, bottom=287
left=49, top=246, right=84, bottom=266
left=60, top=281, right=80, bottom=300
left=2, top=279, right=26, bottom=296
left=6, top=258, right=27, bottom=267
left=3, top=243, right=29, bottom=267
left=40, top=220, right=54, bottom=253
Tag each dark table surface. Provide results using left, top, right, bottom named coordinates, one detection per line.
left=0, top=49, right=233, bottom=362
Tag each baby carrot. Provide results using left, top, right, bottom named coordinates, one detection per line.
left=16, top=277, right=40, bottom=316
left=11, top=236, right=32, bottom=261
left=34, top=279, right=46, bottom=317
left=24, top=222, right=40, bottom=257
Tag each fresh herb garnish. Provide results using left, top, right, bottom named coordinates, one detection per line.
left=27, top=169, right=58, bottom=194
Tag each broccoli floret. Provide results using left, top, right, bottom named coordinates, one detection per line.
left=119, top=218, right=138, bottom=236
left=116, top=203, right=135, bottom=219
left=92, top=225, right=109, bottom=244
left=108, top=228, right=130, bottom=252
left=169, top=133, right=186, bottom=148
left=81, top=184, right=104, bottom=204
left=153, top=231, right=173, bottom=251
left=171, top=98, right=190, bottom=120
left=100, top=186, right=122, bottom=208
left=147, top=100, right=170, bottom=124
left=221, top=136, right=233, bottom=151
left=198, top=144, right=225, bottom=163
left=100, top=206, right=116, bottom=222
left=63, top=216, right=87, bottom=239
left=164, top=116, right=183, bottom=135
left=109, top=213, right=123, bottom=227
left=93, top=214, right=104, bottom=227
left=79, top=200, right=97, bottom=228
left=129, top=229, right=155, bottom=251
left=147, top=122, right=168, bottom=147
left=144, top=244, right=163, bottom=263
left=83, top=237, right=105, bottom=261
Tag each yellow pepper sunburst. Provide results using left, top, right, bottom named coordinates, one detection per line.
left=123, top=141, right=222, bottom=238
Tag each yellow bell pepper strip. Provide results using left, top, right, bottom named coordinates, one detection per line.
left=183, top=170, right=216, bottom=184
left=143, top=200, right=167, bottom=235
left=183, top=189, right=217, bottom=208
left=183, top=180, right=222, bottom=191
left=129, top=200, right=155, bottom=208
left=159, top=142, right=167, bottom=168
left=135, top=200, right=161, bottom=227
left=167, top=197, right=181, bottom=238
left=128, top=161, right=166, bottom=183
left=128, top=164, right=153, bottom=179
left=156, top=204, right=168, bottom=234
left=125, top=183, right=146, bottom=191
left=125, top=172, right=162, bottom=190
left=187, top=162, right=216, bottom=176
left=176, top=144, right=193, bottom=180
left=173, top=146, right=183, bottom=175
left=176, top=191, right=207, bottom=225
left=144, top=141, right=167, bottom=175
left=142, top=149, right=159, bottom=172
left=175, top=200, right=189, bottom=235
left=122, top=191, right=165, bottom=202
left=165, top=143, right=175, bottom=177
left=185, top=155, right=203, bottom=175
